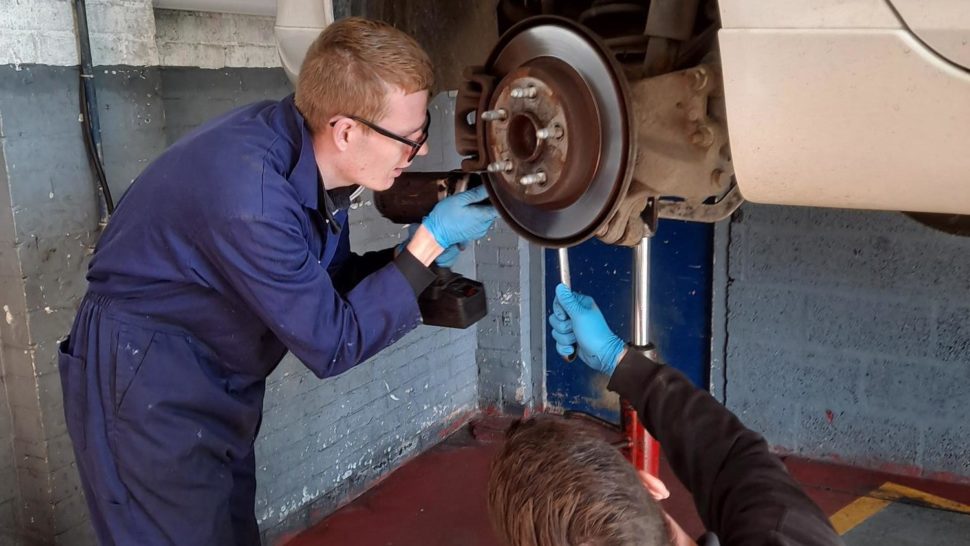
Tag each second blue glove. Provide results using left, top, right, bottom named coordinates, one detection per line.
left=548, top=283, right=626, bottom=375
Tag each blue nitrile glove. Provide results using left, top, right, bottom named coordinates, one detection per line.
left=422, top=185, right=498, bottom=249
left=549, top=283, right=626, bottom=375
left=435, top=243, right=462, bottom=268
left=397, top=224, right=462, bottom=267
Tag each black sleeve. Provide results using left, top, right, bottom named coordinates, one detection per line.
left=329, top=248, right=396, bottom=294
left=391, top=249, right=436, bottom=296
left=608, top=352, right=844, bottom=546
left=331, top=248, right=436, bottom=296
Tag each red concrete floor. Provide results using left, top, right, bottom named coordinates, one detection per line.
left=789, top=457, right=970, bottom=516
left=283, top=417, right=513, bottom=546
left=285, top=416, right=970, bottom=545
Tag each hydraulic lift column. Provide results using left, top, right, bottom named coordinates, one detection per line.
left=624, top=235, right=661, bottom=475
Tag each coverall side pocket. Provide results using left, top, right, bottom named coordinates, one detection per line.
left=57, top=337, right=87, bottom=451
left=114, top=327, right=155, bottom=412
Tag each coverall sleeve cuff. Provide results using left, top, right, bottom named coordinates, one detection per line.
left=392, top=249, right=436, bottom=296
left=607, top=350, right=662, bottom=401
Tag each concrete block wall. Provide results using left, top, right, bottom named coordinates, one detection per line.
left=0, top=2, right=483, bottom=544
left=716, top=204, right=970, bottom=480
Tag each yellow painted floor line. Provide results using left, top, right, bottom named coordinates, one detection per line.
left=875, top=482, right=970, bottom=515
left=830, top=492, right=892, bottom=535
left=830, top=481, right=970, bottom=535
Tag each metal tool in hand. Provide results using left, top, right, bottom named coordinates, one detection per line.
left=557, top=247, right=578, bottom=362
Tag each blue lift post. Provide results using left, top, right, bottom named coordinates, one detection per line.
left=544, top=220, right=714, bottom=422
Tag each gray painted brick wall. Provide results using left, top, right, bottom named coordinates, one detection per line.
left=159, top=67, right=293, bottom=144
left=0, top=355, right=17, bottom=543
left=717, top=204, right=970, bottom=479
left=97, top=67, right=167, bottom=200
left=0, top=65, right=103, bottom=546
left=0, top=108, right=22, bottom=544
left=474, top=216, right=545, bottom=412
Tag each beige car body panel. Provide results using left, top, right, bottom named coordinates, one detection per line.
left=718, top=0, right=970, bottom=214
left=892, top=0, right=970, bottom=70
left=275, top=0, right=335, bottom=85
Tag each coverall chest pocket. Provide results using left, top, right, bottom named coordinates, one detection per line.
left=114, top=327, right=155, bottom=412
left=57, top=337, right=87, bottom=451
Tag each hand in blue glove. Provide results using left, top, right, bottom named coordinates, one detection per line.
left=549, top=283, right=626, bottom=375
left=435, top=243, right=462, bottom=268
left=397, top=224, right=462, bottom=267
left=422, top=185, right=498, bottom=249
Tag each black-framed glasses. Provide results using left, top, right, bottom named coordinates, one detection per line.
left=330, top=110, right=431, bottom=162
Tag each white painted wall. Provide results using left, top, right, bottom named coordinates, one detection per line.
left=0, top=0, right=279, bottom=68
left=1, top=0, right=89, bottom=67
left=155, top=10, right=279, bottom=68
left=0, top=0, right=158, bottom=66
left=153, top=0, right=276, bottom=17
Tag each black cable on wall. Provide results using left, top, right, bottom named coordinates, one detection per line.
left=73, top=0, right=115, bottom=220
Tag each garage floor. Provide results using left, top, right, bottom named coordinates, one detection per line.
left=283, top=415, right=970, bottom=546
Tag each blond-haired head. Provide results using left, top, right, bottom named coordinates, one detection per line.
left=295, top=17, right=434, bottom=133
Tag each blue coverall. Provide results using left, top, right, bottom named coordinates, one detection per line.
left=57, top=95, right=435, bottom=545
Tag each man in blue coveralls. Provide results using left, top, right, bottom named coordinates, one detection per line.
left=57, top=17, right=498, bottom=545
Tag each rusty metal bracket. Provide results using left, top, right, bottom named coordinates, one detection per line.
left=658, top=185, right=744, bottom=223
left=641, top=196, right=659, bottom=236
left=630, top=63, right=732, bottom=199
left=595, top=62, right=735, bottom=245
left=455, top=66, right=497, bottom=172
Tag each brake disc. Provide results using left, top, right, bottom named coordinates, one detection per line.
left=472, top=17, right=635, bottom=247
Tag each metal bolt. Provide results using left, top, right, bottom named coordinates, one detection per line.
left=519, top=172, right=547, bottom=185
left=480, top=109, right=507, bottom=121
left=536, top=125, right=564, bottom=140
left=510, top=86, right=537, bottom=99
left=487, top=160, right=513, bottom=173
left=690, top=125, right=715, bottom=148
left=690, top=67, right=709, bottom=91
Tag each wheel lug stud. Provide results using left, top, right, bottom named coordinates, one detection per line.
left=487, top=160, right=513, bottom=173
left=480, top=109, right=507, bottom=121
left=519, top=172, right=547, bottom=185
left=536, top=125, right=563, bottom=140
left=510, top=86, right=537, bottom=99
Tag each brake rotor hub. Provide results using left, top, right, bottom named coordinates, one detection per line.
left=485, top=58, right=600, bottom=209
left=456, top=16, right=634, bottom=247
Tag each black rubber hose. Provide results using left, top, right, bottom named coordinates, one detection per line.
left=73, top=0, right=114, bottom=218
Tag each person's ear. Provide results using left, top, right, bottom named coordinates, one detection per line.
left=330, top=118, right=355, bottom=152
left=637, top=470, right=670, bottom=501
